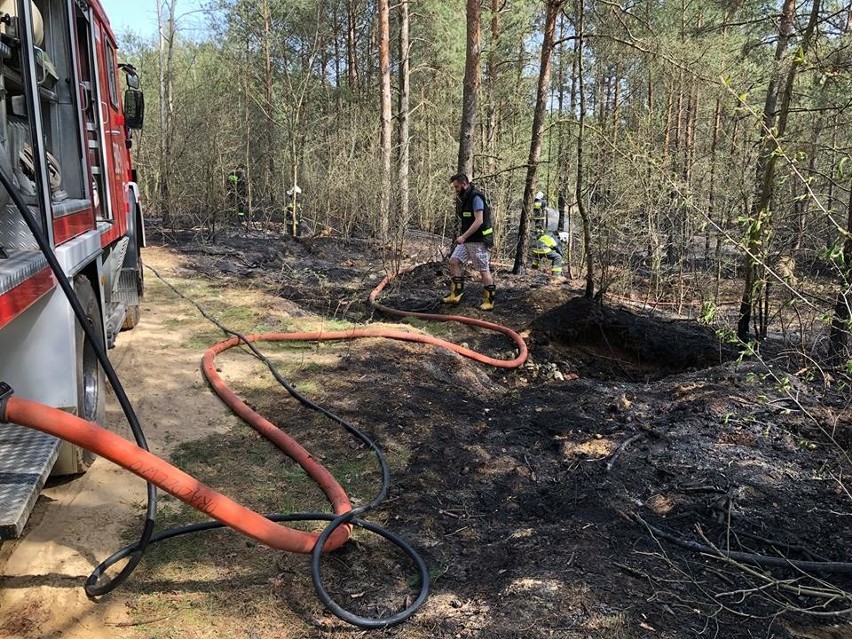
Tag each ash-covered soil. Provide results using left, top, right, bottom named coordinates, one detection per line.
left=134, top=227, right=852, bottom=639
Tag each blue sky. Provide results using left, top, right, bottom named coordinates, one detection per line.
left=100, top=0, right=206, bottom=39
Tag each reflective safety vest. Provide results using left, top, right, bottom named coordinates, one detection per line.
left=533, top=232, right=561, bottom=255
left=458, top=186, right=494, bottom=245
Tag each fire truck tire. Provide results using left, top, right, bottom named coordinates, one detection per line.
left=122, top=304, right=140, bottom=330
left=122, top=296, right=140, bottom=330
left=53, top=276, right=105, bottom=475
left=122, top=249, right=144, bottom=331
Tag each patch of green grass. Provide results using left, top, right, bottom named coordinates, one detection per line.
left=184, top=330, right=227, bottom=351
left=384, top=441, right=414, bottom=467
left=167, top=417, right=376, bottom=516
left=232, top=363, right=325, bottom=399
left=211, top=303, right=260, bottom=326
left=161, top=316, right=187, bottom=330
left=127, top=419, right=378, bottom=586
left=399, top=316, right=455, bottom=337
left=285, top=380, right=321, bottom=396
left=182, top=318, right=360, bottom=353
left=125, top=425, right=351, bottom=546
left=254, top=341, right=331, bottom=355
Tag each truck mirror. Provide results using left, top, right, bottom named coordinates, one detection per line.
left=119, top=63, right=141, bottom=90
left=125, top=72, right=140, bottom=90
left=123, top=88, right=144, bottom=130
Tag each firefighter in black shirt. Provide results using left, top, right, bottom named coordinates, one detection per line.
left=443, top=174, right=497, bottom=311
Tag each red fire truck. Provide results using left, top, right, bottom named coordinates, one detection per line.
left=0, top=0, right=145, bottom=538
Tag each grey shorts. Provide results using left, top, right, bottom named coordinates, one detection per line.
left=451, top=242, right=491, bottom=273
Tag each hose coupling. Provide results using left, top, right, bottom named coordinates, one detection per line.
left=0, top=382, right=13, bottom=422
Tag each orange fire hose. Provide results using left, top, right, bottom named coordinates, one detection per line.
left=3, top=395, right=338, bottom=553
left=2, top=268, right=528, bottom=555
left=369, top=270, right=529, bottom=368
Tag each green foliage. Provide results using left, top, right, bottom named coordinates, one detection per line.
left=699, top=301, right=717, bottom=325
left=117, top=0, right=852, bottom=349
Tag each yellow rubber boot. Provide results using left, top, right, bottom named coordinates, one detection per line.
left=442, top=277, right=464, bottom=305
left=480, top=285, right=496, bottom=311
left=551, top=266, right=564, bottom=282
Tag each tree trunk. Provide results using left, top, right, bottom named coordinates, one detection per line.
left=718, top=112, right=741, bottom=303
left=512, top=0, right=562, bottom=273
left=565, top=24, right=581, bottom=273
left=569, top=33, right=578, bottom=116
left=485, top=0, right=500, bottom=177
left=458, top=0, right=481, bottom=176
left=611, top=64, right=621, bottom=159
left=795, top=124, right=821, bottom=251
left=378, top=0, right=392, bottom=242
left=332, top=0, right=342, bottom=99
left=829, top=180, right=852, bottom=362
left=574, top=0, right=593, bottom=298
left=667, top=76, right=684, bottom=266
left=738, top=0, right=820, bottom=342
left=263, top=0, right=275, bottom=202
left=556, top=12, right=567, bottom=234
left=242, top=33, right=252, bottom=227
left=398, top=0, right=411, bottom=230
left=347, top=0, right=359, bottom=93
left=558, top=191, right=571, bottom=275
left=157, top=0, right=177, bottom=225
left=706, top=96, right=721, bottom=261
left=828, top=114, right=838, bottom=214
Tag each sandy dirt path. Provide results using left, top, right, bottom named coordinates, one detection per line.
left=0, top=247, right=237, bottom=639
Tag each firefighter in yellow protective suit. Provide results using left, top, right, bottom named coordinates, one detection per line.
left=532, top=231, right=565, bottom=278
left=533, top=191, right=547, bottom=227
left=531, top=191, right=564, bottom=279
left=285, top=186, right=302, bottom=237
left=228, top=166, right=248, bottom=228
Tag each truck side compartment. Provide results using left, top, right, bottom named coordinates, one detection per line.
left=0, top=0, right=145, bottom=537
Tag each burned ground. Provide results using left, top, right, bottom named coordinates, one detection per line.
left=117, top=230, right=852, bottom=639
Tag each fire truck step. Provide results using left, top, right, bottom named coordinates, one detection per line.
left=0, top=423, right=60, bottom=539
left=0, top=249, right=49, bottom=297
left=108, top=238, right=130, bottom=291
left=105, top=301, right=127, bottom=349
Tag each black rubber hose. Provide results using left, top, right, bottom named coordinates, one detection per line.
left=0, top=166, right=158, bottom=596
left=142, top=265, right=429, bottom=629
left=87, top=512, right=429, bottom=630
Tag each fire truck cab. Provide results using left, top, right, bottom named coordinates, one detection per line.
left=0, top=0, right=144, bottom=538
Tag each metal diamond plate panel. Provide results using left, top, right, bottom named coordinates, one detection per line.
left=112, top=267, right=139, bottom=306
left=0, top=423, right=60, bottom=539
left=0, top=249, right=49, bottom=296
left=108, top=237, right=129, bottom=292
left=0, top=203, right=42, bottom=250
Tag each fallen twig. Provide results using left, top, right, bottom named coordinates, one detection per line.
left=634, top=513, right=852, bottom=575
left=106, top=615, right=174, bottom=628
left=734, top=530, right=831, bottom=563
left=606, top=432, right=645, bottom=472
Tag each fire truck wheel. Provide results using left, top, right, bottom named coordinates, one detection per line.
left=53, top=276, right=105, bottom=475
left=121, top=262, right=143, bottom=330
left=122, top=305, right=140, bottom=330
